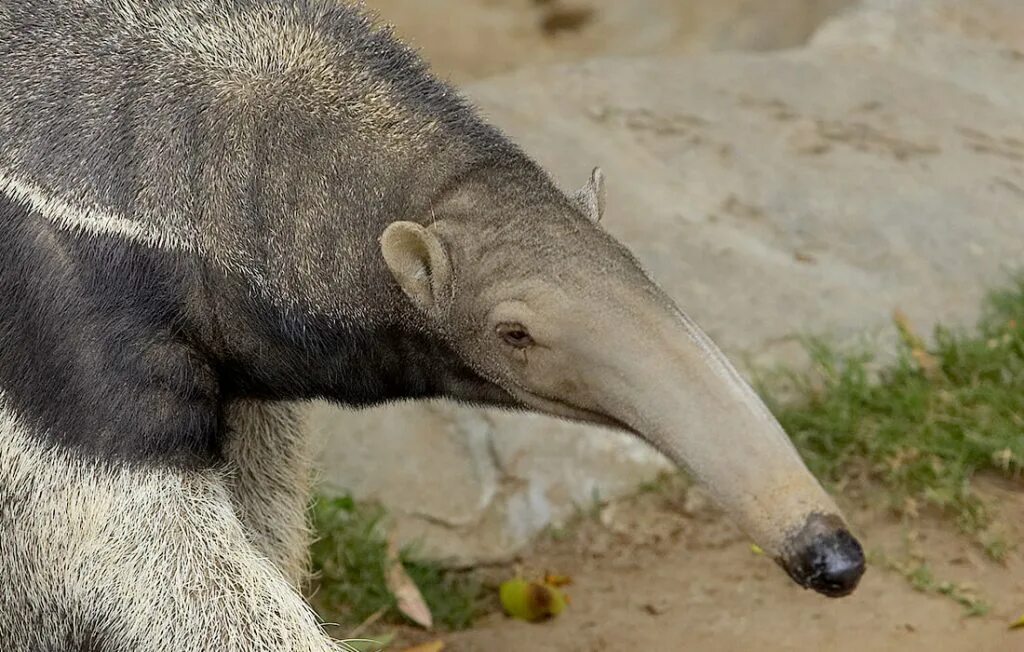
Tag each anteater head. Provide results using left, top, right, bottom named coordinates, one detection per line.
left=379, top=166, right=864, bottom=598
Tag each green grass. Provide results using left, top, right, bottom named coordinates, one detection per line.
left=307, top=495, right=486, bottom=632
left=897, top=559, right=990, bottom=617
left=866, top=540, right=992, bottom=618
left=761, top=276, right=1024, bottom=546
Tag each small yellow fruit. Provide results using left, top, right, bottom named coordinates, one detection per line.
left=499, top=578, right=568, bottom=622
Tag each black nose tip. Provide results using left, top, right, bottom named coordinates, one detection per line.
left=782, top=514, right=866, bottom=598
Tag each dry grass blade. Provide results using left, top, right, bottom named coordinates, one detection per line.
left=345, top=606, right=387, bottom=641
left=892, top=308, right=941, bottom=379
left=337, top=640, right=390, bottom=652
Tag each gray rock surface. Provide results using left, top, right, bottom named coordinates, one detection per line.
left=364, top=0, right=856, bottom=82
left=311, top=0, right=1024, bottom=564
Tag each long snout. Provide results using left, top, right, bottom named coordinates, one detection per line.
left=588, top=297, right=865, bottom=596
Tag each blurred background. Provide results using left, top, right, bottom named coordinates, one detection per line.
left=358, top=0, right=854, bottom=82
left=307, top=2, right=1024, bottom=650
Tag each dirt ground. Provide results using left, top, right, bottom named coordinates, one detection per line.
left=410, top=480, right=1024, bottom=652
left=345, top=2, right=1024, bottom=650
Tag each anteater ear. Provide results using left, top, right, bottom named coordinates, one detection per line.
left=571, top=167, right=606, bottom=223
left=380, top=221, right=453, bottom=313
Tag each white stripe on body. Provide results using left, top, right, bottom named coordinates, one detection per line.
left=0, top=168, right=197, bottom=253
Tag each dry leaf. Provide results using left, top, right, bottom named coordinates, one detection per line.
left=399, top=641, right=445, bottom=652
left=386, top=538, right=433, bottom=629
left=1010, top=614, right=1024, bottom=630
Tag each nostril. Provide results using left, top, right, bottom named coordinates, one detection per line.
left=810, top=529, right=866, bottom=596
left=781, top=514, right=866, bottom=598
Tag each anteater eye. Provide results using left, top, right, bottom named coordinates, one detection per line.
left=496, top=322, right=534, bottom=349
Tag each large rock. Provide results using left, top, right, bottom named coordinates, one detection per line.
left=312, top=0, right=1024, bottom=564
left=812, top=0, right=1024, bottom=110
left=308, top=402, right=666, bottom=564
left=364, top=0, right=856, bottom=82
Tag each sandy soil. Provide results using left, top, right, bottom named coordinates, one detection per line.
left=425, top=480, right=1024, bottom=652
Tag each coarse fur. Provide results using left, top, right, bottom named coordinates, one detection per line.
left=222, top=400, right=313, bottom=587
left=0, top=0, right=525, bottom=466
left=0, top=1, right=530, bottom=649
left=0, top=401, right=334, bottom=651
left=0, top=0, right=864, bottom=649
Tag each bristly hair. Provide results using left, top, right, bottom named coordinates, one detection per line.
left=0, top=0, right=534, bottom=467
left=0, top=0, right=531, bottom=291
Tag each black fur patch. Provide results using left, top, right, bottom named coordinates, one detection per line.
left=65, top=625, right=112, bottom=652
left=0, top=193, right=502, bottom=468
left=0, top=194, right=221, bottom=467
